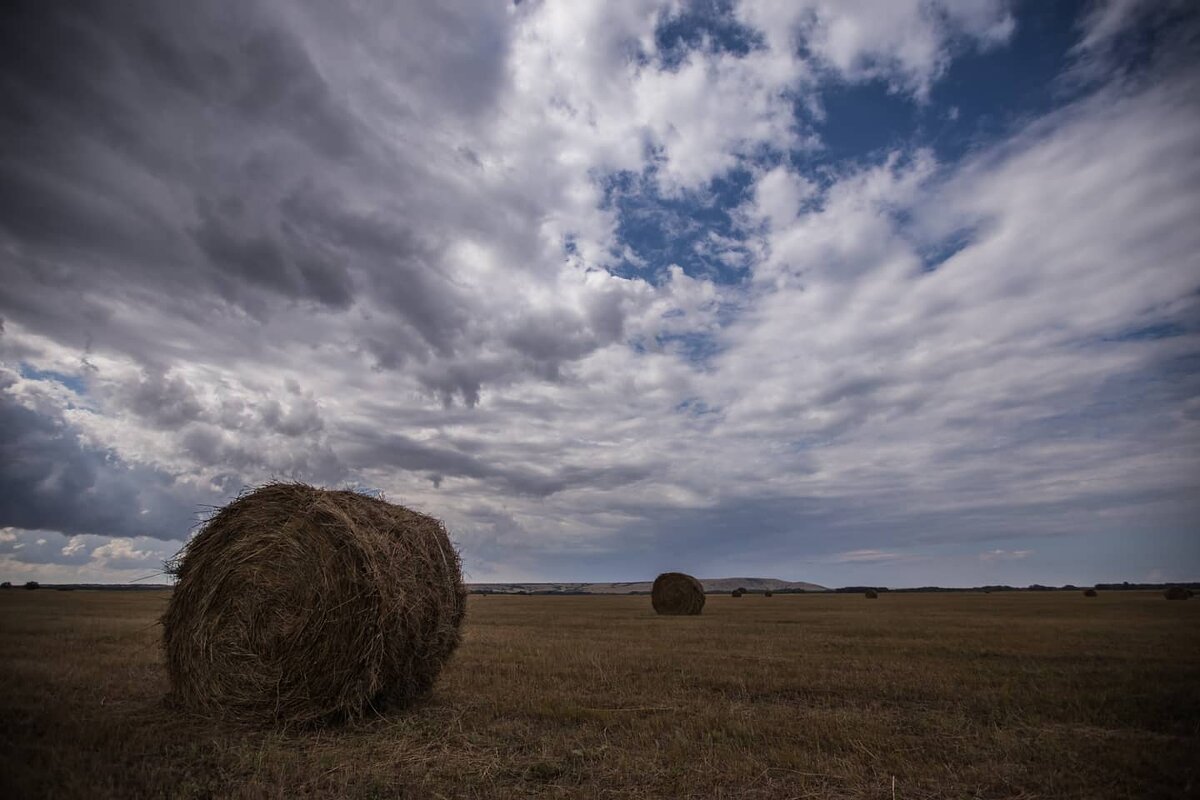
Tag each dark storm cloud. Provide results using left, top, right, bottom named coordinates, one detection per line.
left=0, top=0, right=635, bottom=416
left=0, top=0, right=366, bottom=329
left=191, top=197, right=356, bottom=309
left=504, top=308, right=615, bottom=364
left=177, top=419, right=344, bottom=484
left=259, top=396, right=324, bottom=437
left=278, top=184, right=469, bottom=354
left=117, top=368, right=206, bottom=429
left=228, top=29, right=362, bottom=159
left=0, top=385, right=203, bottom=541
left=352, top=431, right=651, bottom=497
left=111, top=367, right=328, bottom=441
left=0, top=0, right=600, bottom=398
left=294, top=0, right=513, bottom=120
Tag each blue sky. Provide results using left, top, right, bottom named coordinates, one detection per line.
left=1, top=0, right=1197, bottom=587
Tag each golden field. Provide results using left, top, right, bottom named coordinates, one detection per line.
left=1, top=590, right=1197, bottom=799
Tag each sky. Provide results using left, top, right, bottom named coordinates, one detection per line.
left=1, top=0, right=1198, bottom=588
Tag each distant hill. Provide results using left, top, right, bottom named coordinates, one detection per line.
left=467, top=577, right=827, bottom=595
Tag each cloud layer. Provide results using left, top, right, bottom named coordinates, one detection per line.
left=1, top=0, right=1197, bottom=586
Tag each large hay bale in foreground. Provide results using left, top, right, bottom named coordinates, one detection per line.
left=651, top=572, right=705, bottom=615
left=162, top=483, right=466, bottom=725
left=1164, top=586, right=1190, bottom=600
left=864, top=589, right=878, bottom=599
left=1083, top=588, right=1098, bottom=597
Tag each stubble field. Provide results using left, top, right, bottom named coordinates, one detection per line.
left=1, top=590, right=1197, bottom=799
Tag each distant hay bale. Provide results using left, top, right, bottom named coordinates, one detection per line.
left=651, top=572, right=705, bottom=615
left=1083, top=588, right=1098, bottom=597
left=162, top=483, right=466, bottom=725
left=732, top=589, right=743, bottom=598
left=864, top=589, right=878, bottom=599
left=764, top=590, right=773, bottom=597
left=1164, top=586, right=1190, bottom=601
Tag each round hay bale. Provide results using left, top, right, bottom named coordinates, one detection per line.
left=1164, top=586, right=1189, bottom=600
left=764, top=590, right=773, bottom=598
left=651, top=572, right=705, bottom=615
left=162, top=483, right=466, bottom=725
left=1083, top=588, right=1098, bottom=597
left=864, top=589, right=878, bottom=599
left=731, top=589, right=743, bottom=598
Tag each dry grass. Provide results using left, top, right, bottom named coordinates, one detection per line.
left=2, top=590, right=1198, bottom=798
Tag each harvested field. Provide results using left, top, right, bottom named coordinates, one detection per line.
left=2, top=591, right=1198, bottom=799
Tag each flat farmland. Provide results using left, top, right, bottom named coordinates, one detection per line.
left=1, top=590, right=1197, bottom=799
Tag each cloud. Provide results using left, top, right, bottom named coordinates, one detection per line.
left=0, top=527, right=181, bottom=582
left=828, top=549, right=913, bottom=563
left=0, top=369, right=208, bottom=541
left=980, top=549, right=1033, bottom=561
left=0, top=1, right=1196, bottom=586
left=736, top=0, right=1014, bottom=99
left=1074, top=0, right=1192, bottom=55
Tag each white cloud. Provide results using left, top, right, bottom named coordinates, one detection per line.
left=828, top=549, right=912, bottom=563
left=0, top=528, right=182, bottom=582
left=700, top=68, right=1200, bottom=529
left=62, top=536, right=88, bottom=557
left=980, top=549, right=1033, bottom=561
left=736, top=0, right=1014, bottom=98
left=1074, top=0, right=1189, bottom=54
left=91, top=538, right=160, bottom=570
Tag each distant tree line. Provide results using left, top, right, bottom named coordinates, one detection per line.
left=870, top=583, right=1200, bottom=593
left=0, top=582, right=172, bottom=592
left=1094, top=582, right=1200, bottom=591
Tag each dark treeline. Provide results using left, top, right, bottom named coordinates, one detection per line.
left=1093, top=581, right=1200, bottom=591
left=841, top=583, right=1200, bottom=593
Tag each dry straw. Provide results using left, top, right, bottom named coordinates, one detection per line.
left=651, top=572, right=705, bottom=615
left=162, top=483, right=466, bottom=725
